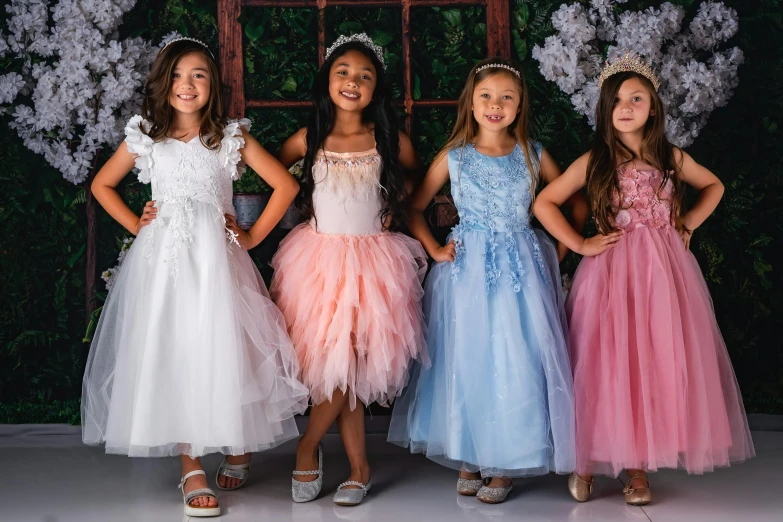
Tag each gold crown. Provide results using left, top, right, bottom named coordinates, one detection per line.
left=597, top=51, right=659, bottom=91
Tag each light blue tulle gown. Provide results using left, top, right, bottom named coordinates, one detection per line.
left=388, top=142, right=576, bottom=477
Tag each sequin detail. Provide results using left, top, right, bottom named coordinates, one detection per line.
left=313, top=148, right=384, bottom=200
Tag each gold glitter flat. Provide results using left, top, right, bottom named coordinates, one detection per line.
left=568, top=472, right=594, bottom=502
left=623, top=472, right=651, bottom=506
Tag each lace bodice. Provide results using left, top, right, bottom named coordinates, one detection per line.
left=447, top=142, right=550, bottom=292
left=611, top=167, right=675, bottom=231
left=310, top=148, right=385, bottom=235
left=124, top=115, right=249, bottom=279
left=125, top=115, right=248, bottom=210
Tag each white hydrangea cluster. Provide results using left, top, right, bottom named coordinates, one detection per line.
left=532, top=1, right=743, bottom=147
left=101, top=236, right=134, bottom=291
left=0, top=0, right=157, bottom=184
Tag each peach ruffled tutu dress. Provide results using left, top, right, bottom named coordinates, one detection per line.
left=270, top=148, right=428, bottom=409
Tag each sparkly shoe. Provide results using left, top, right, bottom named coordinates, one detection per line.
left=476, top=480, right=513, bottom=504
left=567, top=473, right=594, bottom=502
left=333, top=479, right=372, bottom=506
left=457, top=477, right=485, bottom=496
left=215, top=456, right=251, bottom=491
left=623, top=472, right=651, bottom=506
left=292, top=443, right=323, bottom=503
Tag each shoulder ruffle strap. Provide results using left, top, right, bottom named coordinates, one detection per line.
left=124, top=115, right=154, bottom=184
left=220, top=118, right=251, bottom=180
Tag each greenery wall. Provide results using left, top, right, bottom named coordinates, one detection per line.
left=1, top=0, right=781, bottom=423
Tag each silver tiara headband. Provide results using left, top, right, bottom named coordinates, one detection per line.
left=325, top=33, right=386, bottom=70
left=161, top=37, right=215, bottom=59
left=476, top=63, right=520, bottom=78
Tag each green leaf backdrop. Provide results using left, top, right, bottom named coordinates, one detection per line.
left=1, top=0, right=781, bottom=422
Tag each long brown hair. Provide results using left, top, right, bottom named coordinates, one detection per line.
left=587, top=71, right=684, bottom=233
left=435, top=56, right=539, bottom=193
left=140, top=40, right=225, bottom=150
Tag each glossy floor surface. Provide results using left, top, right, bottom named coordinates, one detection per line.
left=2, top=427, right=781, bottom=522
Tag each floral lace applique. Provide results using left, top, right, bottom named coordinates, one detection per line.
left=612, top=168, right=674, bottom=230
left=127, top=116, right=248, bottom=281
left=450, top=144, right=549, bottom=290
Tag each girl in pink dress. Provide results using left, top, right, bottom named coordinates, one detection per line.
left=533, top=54, right=754, bottom=506
left=270, top=34, right=428, bottom=506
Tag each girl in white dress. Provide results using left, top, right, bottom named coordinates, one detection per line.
left=81, top=38, right=308, bottom=518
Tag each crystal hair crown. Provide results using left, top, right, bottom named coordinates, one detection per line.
left=325, top=33, right=386, bottom=69
left=475, top=63, right=521, bottom=78
left=597, top=51, right=659, bottom=91
left=161, top=37, right=215, bottom=58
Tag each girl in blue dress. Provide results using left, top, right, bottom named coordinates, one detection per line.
left=388, top=57, right=585, bottom=504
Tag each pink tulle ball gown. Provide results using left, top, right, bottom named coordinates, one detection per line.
left=567, top=166, right=755, bottom=477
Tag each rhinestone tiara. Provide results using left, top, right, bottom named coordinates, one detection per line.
left=161, top=37, right=214, bottom=59
left=475, top=63, right=521, bottom=78
left=597, top=51, right=659, bottom=91
left=325, top=33, right=386, bottom=70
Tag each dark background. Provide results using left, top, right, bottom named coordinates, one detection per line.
left=1, top=0, right=780, bottom=422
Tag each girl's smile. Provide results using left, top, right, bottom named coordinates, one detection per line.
left=472, top=74, right=520, bottom=132
left=168, top=52, right=211, bottom=115
left=328, top=50, right=377, bottom=111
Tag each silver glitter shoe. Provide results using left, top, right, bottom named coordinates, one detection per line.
left=457, top=477, right=485, bottom=496
left=292, top=443, right=323, bottom=503
left=333, top=479, right=372, bottom=506
left=476, top=481, right=513, bottom=504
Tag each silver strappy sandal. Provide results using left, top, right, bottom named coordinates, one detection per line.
left=179, top=469, right=220, bottom=517
left=216, top=456, right=251, bottom=491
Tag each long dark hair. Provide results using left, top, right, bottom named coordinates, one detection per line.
left=587, top=71, right=683, bottom=233
left=298, top=41, right=406, bottom=230
left=140, top=40, right=225, bottom=150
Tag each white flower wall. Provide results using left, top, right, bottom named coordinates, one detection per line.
left=532, top=0, right=743, bottom=148
left=0, top=0, right=156, bottom=184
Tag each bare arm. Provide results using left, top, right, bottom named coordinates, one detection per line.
left=226, top=132, right=300, bottom=250
left=277, top=127, right=308, bottom=168
left=398, top=130, right=424, bottom=195
left=408, top=152, right=455, bottom=263
left=538, top=148, right=590, bottom=260
left=676, top=148, right=724, bottom=250
left=533, top=153, right=623, bottom=256
left=91, top=141, right=156, bottom=235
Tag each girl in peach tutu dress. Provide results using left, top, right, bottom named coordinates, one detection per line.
left=270, top=33, right=428, bottom=506
left=534, top=53, right=754, bottom=507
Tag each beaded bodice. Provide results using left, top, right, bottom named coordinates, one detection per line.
left=310, top=148, right=386, bottom=235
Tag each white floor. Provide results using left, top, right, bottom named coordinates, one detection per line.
left=2, top=427, right=781, bottom=522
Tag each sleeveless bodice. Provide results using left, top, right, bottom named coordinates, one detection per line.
left=448, top=143, right=537, bottom=234
left=310, top=148, right=385, bottom=235
left=612, top=167, right=675, bottom=231
left=447, top=142, right=550, bottom=292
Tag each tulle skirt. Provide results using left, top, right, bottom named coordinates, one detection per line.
left=270, top=224, right=428, bottom=410
left=567, top=224, right=755, bottom=476
left=82, top=201, right=309, bottom=458
left=388, top=229, right=576, bottom=477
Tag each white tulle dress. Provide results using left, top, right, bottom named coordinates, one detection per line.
left=81, top=116, right=309, bottom=458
